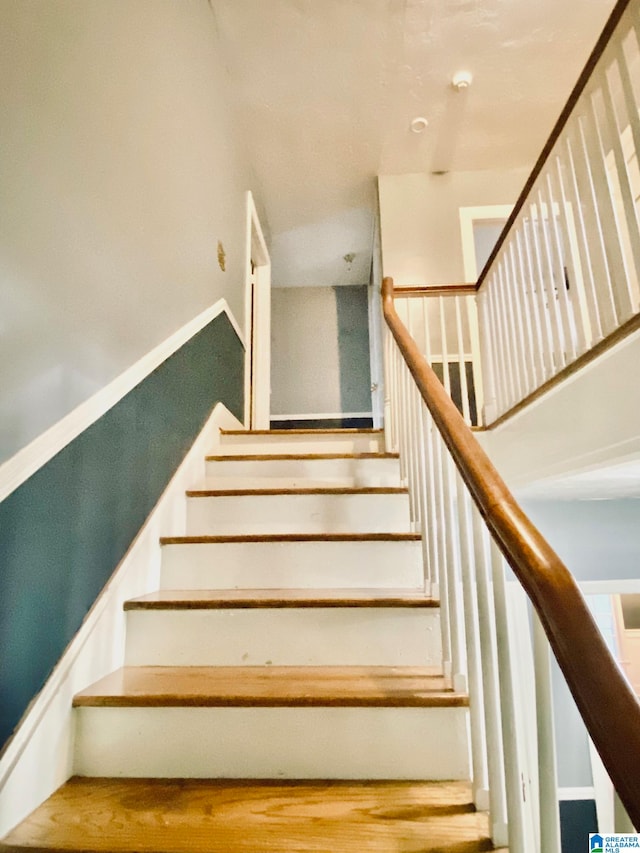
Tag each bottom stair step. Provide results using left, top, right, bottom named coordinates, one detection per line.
left=0, top=777, right=504, bottom=852
left=71, top=667, right=470, bottom=779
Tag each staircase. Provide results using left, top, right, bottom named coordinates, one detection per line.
left=0, top=428, right=501, bottom=852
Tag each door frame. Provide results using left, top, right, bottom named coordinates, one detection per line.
left=459, top=204, right=513, bottom=282
left=243, top=191, right=271, bottom=430
left=580, top=581, right=640, bottom=832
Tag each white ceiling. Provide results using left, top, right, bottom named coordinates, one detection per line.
left=211, top=0, right=616, bottom=288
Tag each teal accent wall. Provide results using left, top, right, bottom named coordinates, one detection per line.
left=0, top=313, right=244, bottom=750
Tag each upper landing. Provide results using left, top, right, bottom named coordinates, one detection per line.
left=477, top=326, right=640, bottom=501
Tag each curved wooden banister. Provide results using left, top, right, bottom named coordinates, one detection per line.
left=382, top=276, right=640, bottom=825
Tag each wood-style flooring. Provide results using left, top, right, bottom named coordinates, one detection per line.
left=0, top=777, right=504, bottom=853
left=124, top=589, right=439, bottom=609
left=72, top=665, right=466, bottom=708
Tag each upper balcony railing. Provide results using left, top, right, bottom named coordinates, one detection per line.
left=476, top=0, right=640, bottom=424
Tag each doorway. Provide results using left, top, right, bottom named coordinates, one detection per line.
left=459, top=204, right=513, bottom=282
left=244, top=191, right=271, bottom=430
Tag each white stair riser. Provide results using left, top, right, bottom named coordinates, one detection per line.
left=124, top=608, right=441, bottom=667
left=204, top=456, right=400, bottom=489
left=74, top=706, right=470, bottom=780
left=220, top=434, right=385, bottom=455
left=161, top=539, right=424, bottom=589
left=186, top=493, right=410, bottom=535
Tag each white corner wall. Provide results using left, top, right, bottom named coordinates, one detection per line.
left=377, top=168, right=529, bottom=286
left=0, top=0, right=256, bottom=463
left=477, top=328, right=640, bottom=494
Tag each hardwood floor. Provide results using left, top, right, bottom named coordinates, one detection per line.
left=124, top=589, right=439, bottom=609
left=159, top=532, right=422, bottom=544
left=0, top=778, right=502, bottom=853
left=186, top=487, right=407, bottom=496
left=72, top=665, right=466, bottom=707
left=205, top=452, right=400, bottom=461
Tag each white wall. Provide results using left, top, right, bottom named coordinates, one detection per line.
left=271, top=288, right=341, bottom=416
left=477, top=328, right=640, bottom=495
left=512, top=502, right=640, bottom=792
left=377, top=168, right=529, bottom=286
left=0, top=0, right=255, bottom=463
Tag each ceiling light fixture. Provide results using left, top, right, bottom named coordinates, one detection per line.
left=452, top=70, right=473, bottom=91
left=410, top=116, right=429, bottom=133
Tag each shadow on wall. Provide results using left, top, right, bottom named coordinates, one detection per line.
left=270, top=285, right=372, bottom=421
left=333, top=285, right=372, bottom=415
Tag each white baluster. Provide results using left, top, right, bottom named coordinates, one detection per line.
left=528, top=195, right=564, bottom=376
left=490, top=539, right=530, bottom=853
left=456, top=474, right=489, bottom=810
left=506, top=239, right=536, bottom=399
left=557, top=140, right=604, bottom=343
left=431, top=429, right=453, bottom=677
left=546, top=155, right=591, bottom=354
left=454, top=295, right=472, bottom=424
left=439, top=439, right=466, bottom=691
left=537, top=179, right=577, bottom=364
left=600, top=65, right=640, bottom=312
left=514, top=227, right=544, bottom=387
left=420, top=300, right=439, bottom=594
left=471, top=506, right=508, bottom=846
left=495, top=258, right=521, bottom=406
left=438, top=295, right=452, bottom=399
left=466, top=294, right=485, bottom=425
left=615, top=37, right=640, bottom=182
left=478, top=285, right=505, bottom=420
left=567, top=119, right=618, bottom=336
left=582, top=94, right=635, bottom=323
left=533, top=612, right=562, bottom=853
left=383, top=327, right=394, bottom=452
left=419, top=401, right=438, bottom=597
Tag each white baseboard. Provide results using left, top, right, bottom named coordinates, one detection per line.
left=558, top=786, right=596, bottom=801
left=0, top=300, right=244, bottom=505
left=0, top=403, right=243, bottom=836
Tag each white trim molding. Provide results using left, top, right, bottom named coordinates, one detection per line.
left=558, top=787, right=596, bottom=801
left=459, top=204, right=514, bottom=282
left=244, top=190, right=271, bottom=430
left=0, top=300, right=243, bottom=505
left=0, top=403, right=243, bottom=836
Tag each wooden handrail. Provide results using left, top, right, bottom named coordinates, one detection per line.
left=382, top=276, right=640, bottom=825
left=475, top=0, right=632, bottom=291
left=394, top=284, right=478, bottom=297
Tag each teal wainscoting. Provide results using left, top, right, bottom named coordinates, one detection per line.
left=0, top=313, right=244, bottom=750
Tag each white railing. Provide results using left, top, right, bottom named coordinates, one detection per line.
left=394, top=287, right=484, bottom=427
left=384, top=315, right=552, bottom=852
left=478, top=0, right=640, bottom=422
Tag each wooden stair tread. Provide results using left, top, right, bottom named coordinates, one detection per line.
left=0, top=777, right=500, bottom=852
left=73, top=665, right=467, bottom=707
left=221, top=428, right=383, bottom=435
left=124, top=589, right=439, bottom=609
left=160, top=532, right=421, bottom=545
left=205, top=452, right=399, bottom=461
left=186, top=486, right=407, bottom=497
